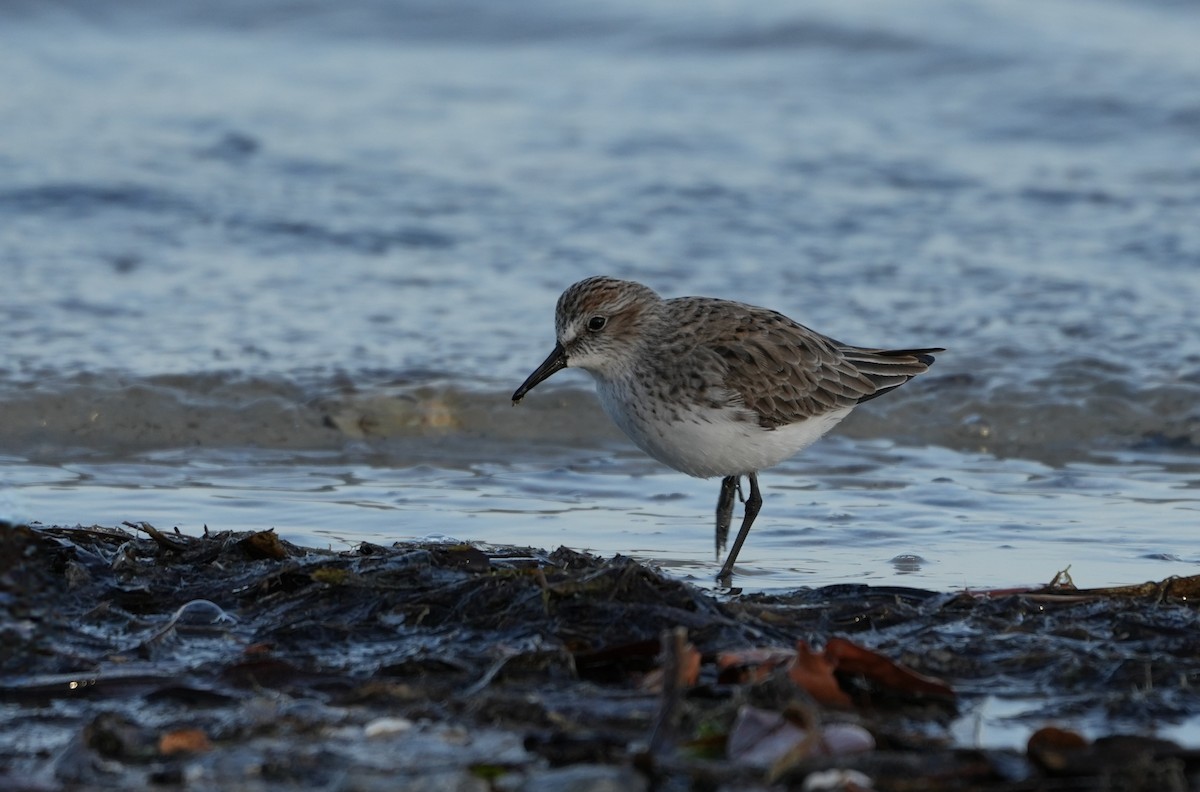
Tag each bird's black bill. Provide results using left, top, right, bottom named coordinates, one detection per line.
left=512, top=343, right=568, bottom=404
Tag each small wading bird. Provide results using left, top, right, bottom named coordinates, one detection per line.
left=512, top=276, right=941, bottom=582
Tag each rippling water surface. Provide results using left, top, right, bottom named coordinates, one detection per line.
left=2, top=0, right=1199, bottom=594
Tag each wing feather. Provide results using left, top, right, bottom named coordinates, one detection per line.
left=655, top=298, right=941, bottom=428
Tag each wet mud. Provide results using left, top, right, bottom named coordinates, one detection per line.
left=2, top=522, right=1199, bottom=791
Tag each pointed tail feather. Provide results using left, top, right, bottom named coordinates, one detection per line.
left=840, top=347, right=944, bottom=404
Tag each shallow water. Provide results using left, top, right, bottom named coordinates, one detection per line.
left=7, top=437, right=1200, bottom=593
left=3, top=0, right=1200, bottom=595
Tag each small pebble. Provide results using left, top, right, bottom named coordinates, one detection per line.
left=363, top=717, right=414, bottom=738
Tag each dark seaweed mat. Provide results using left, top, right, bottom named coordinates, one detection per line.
left=2, top=522, right=1200, bottom=791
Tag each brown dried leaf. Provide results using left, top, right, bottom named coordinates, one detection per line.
left=716, top=647, right=795, bottom=683
left=238, top=529, right=288, bottom=560
left=789, top=641, right=853, bottom=708
left=1027, top=726, right=1089, bottom=772
left=641, top=641, right=701, bottom=691
left=159, top=728, right=212, bottom=755
left=679, top=642, right=701, bottom=687
left=824, top=637, right=956, bottom=701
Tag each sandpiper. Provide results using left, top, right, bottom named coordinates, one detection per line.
left=512, top=276, right=941, bottom=582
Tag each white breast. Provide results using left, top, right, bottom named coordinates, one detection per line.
left=594, top=376, right=853, bottom=479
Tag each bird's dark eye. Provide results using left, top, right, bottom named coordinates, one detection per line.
left=587, top=316, right=607, bottom=332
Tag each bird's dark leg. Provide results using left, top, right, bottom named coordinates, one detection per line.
left=717, top=472, right=762, bottom=582
left=715, top=475, right=739, bottom=559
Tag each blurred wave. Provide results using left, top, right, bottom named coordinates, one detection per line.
left=0, top=0, right=633, bottom=42
left=2, top=369, right=1196, bottom=465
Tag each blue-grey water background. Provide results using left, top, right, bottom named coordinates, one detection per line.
left=3, top=1, right=1200, bottom=743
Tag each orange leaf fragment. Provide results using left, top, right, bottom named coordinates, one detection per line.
left=159, top=728, right=212, bottom=755
left=640, top=640, right=701, bottom=691
left=716, top=647, right=795, bottom=684
left=823, top=637, right=956, bottom=701
left=679, top=642, right=702, bottom=687
left=789, top=641, right=854, bottom=708
left=1028, top=726, right=1089, bottom=772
